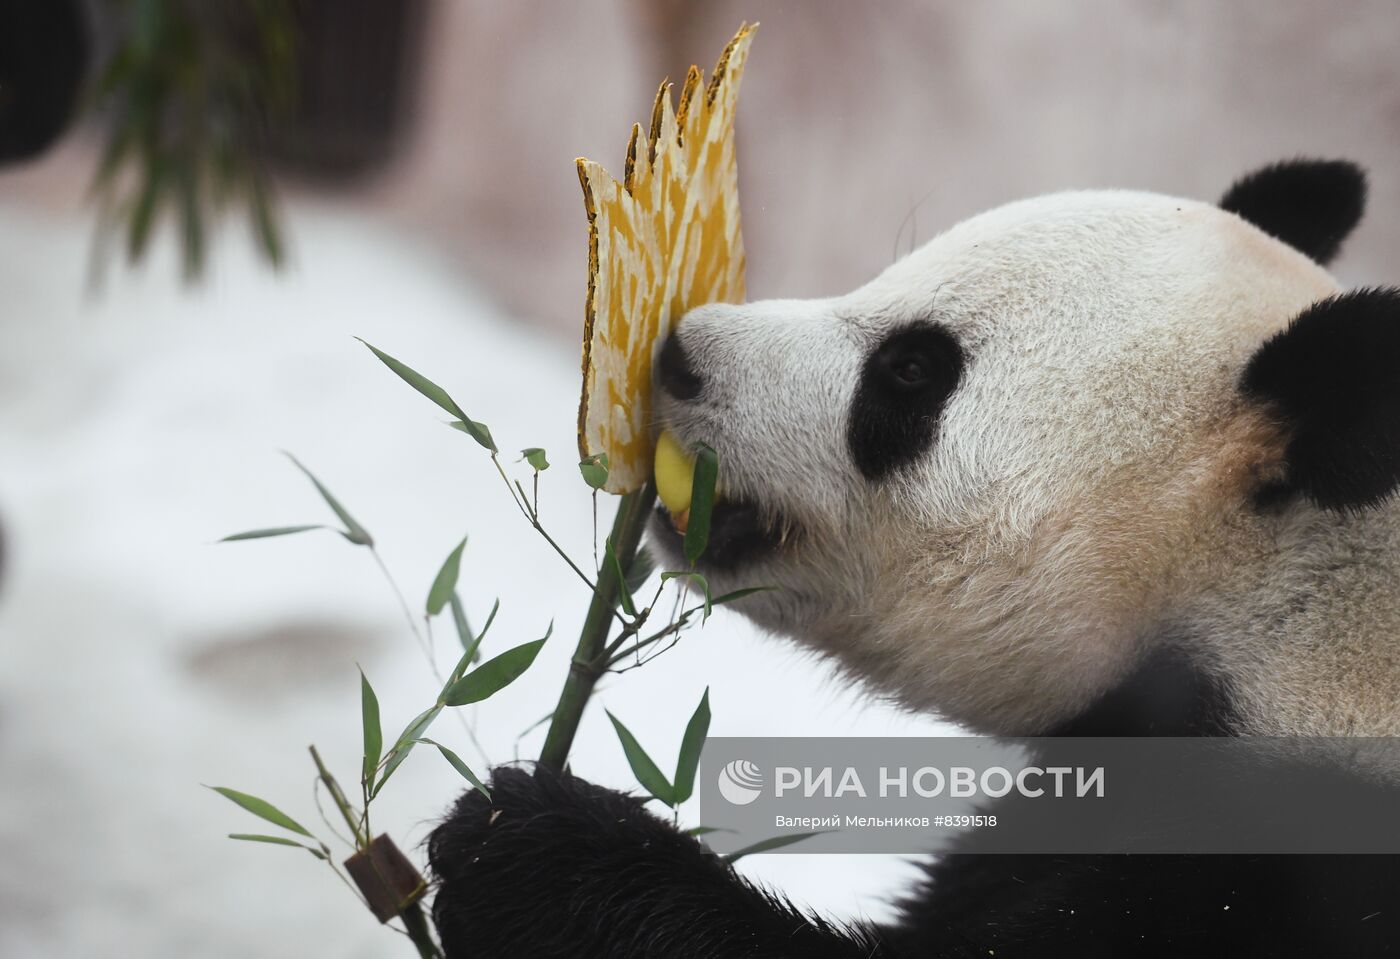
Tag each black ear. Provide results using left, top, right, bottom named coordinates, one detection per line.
left=0, top=0, right=89, bottom=164
left=1219, top=159, right=1366, bottom=266
left=1242, top=288, right=1400, bottom=512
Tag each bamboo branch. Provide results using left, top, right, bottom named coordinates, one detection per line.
left=310, top=744, right=365, bottom=849
left=400, top=902, right=442, bottom=959
left=537, top=481, right=656, bottom=771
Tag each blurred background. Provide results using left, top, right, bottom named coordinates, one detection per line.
left=3, top=1, right=1400, bottom=956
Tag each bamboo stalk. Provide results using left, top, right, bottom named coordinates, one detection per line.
left=537, top=481, right=657, bottom=772
left=400, top=901, right=442, bottom=959
left=313, top=746, right=443, bottom=958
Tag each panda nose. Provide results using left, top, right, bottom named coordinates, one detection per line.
left=657, top=331, right=704, bottom=400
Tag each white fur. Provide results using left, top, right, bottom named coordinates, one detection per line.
left=658, top=189, right=1400, bottom=735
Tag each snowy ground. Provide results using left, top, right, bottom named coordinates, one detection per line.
left=0, top=202, right=951, bottom=958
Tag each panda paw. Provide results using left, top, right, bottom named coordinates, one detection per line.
left=427, top=765, right=707, bottom=957
left=427, top=763, right=668, bottom=896
left=427, top=765, right=889, bottom=959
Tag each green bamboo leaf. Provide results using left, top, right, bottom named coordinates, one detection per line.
left=93, top=45, right=135, bottom=99
left=249, top=168, right=284, bottom=269
left=227, top=834, right=327, bottom=860
left=686, top=826, right=732, bottom=837
left=683, top=444, right=719, bottom=566
left=283, top=453, right=373, bottom=546
left=359, top=668, right=382, bottom=785
left=227, top=832, right=303, bottom=847
left=710, top=586, right=777, bottom=607
left=418, top=738, right=491, bottom=800
left=447, top=419, right=499, bottom=452
left=373, top=704, right=443, bottom=797
left=521, top=448, right=550, bottom=471
left=178, top=163, right=204, bottom=280
left=476, top=599, right=500, bottom=642
left=443, top=599, right=491, bottom=689
left=442, top=625, right=550, bottom=706
left=447, top=593, right=473, bottom=660
left=446, top=596, right=498, bottom=678
left=208, top=786, right=312, bottom=837
left=661, top=571, right=712, bottom=619
left=227, top=833, right=325, bottom=860
left=724, top=832, right=829, bottom=862
left=680, top=587, right=773, bottom=623
left=127, top=158, right=165, bottom=261
left=358, top=339, right=464, bottom=417
left=449, top=593, right=472, bottom=649
left=355, top=338, right=497, bottom=451
left=442, top=602, right=487, bottom=691
left=672, top=688, right=711, bottom=804
left=90, top=121, right=135, bottom=190
left=606, top=711, right=674, bottom=806
left=427, top=537, right=468, bottom=616
left=220, top=525, right=327, bottom=542
left=444, top=645, right=474, bottom=693
left=578, top=453, right=609, bottom=490
left=606, top=538, right=637, bottom=616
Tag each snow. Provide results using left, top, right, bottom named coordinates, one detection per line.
left=0, top=202, right=949, bottom=957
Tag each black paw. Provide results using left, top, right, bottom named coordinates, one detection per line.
left=427, top=766, right=887, bottom=959
left=427, top=765, right=713, bottom=957
left=428, top=764, right=681, bottom=891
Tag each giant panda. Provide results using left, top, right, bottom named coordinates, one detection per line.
left=429, top=159, right=1400, bottom=957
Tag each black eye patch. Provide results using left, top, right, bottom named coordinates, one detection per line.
left=848, top=323, right=964, bottom=481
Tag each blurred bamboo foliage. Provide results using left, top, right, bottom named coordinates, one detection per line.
left=89, top=0, right=296, bottom=280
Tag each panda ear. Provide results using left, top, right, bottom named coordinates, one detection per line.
left=1242, top=288, right=1400, bottom=512
left=1219, top=159, right=1366, bottom=265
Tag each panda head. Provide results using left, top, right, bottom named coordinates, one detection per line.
left=650, top=159, right=1400, bottom=735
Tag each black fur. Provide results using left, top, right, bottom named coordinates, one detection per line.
left=430, top=765, right=1400, bottom=958
left=428, top=766, right=889, bottom=959
left=651, top=499, right=781, bottom=573
left=848, top=323, right=964, bottom=481
left=1050, top=646, right=1240, bottom=737
left=1242, top=287, right=1400, bottom=512
left=1219, top=159, right=1366, bottom=265
left=658, top=331, right=705, bottom=400
left=897, top=742, right=1400, bottom=956
left=0, top=0, right=88, bottom=164
left=893, top=851, right=1400, bottom=957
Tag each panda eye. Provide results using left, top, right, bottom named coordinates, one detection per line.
left=875, top=329, right=959, bottom=394
left=849, top=323, right=965, bottom=481
left=885, top=350, right=934, bottom=389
